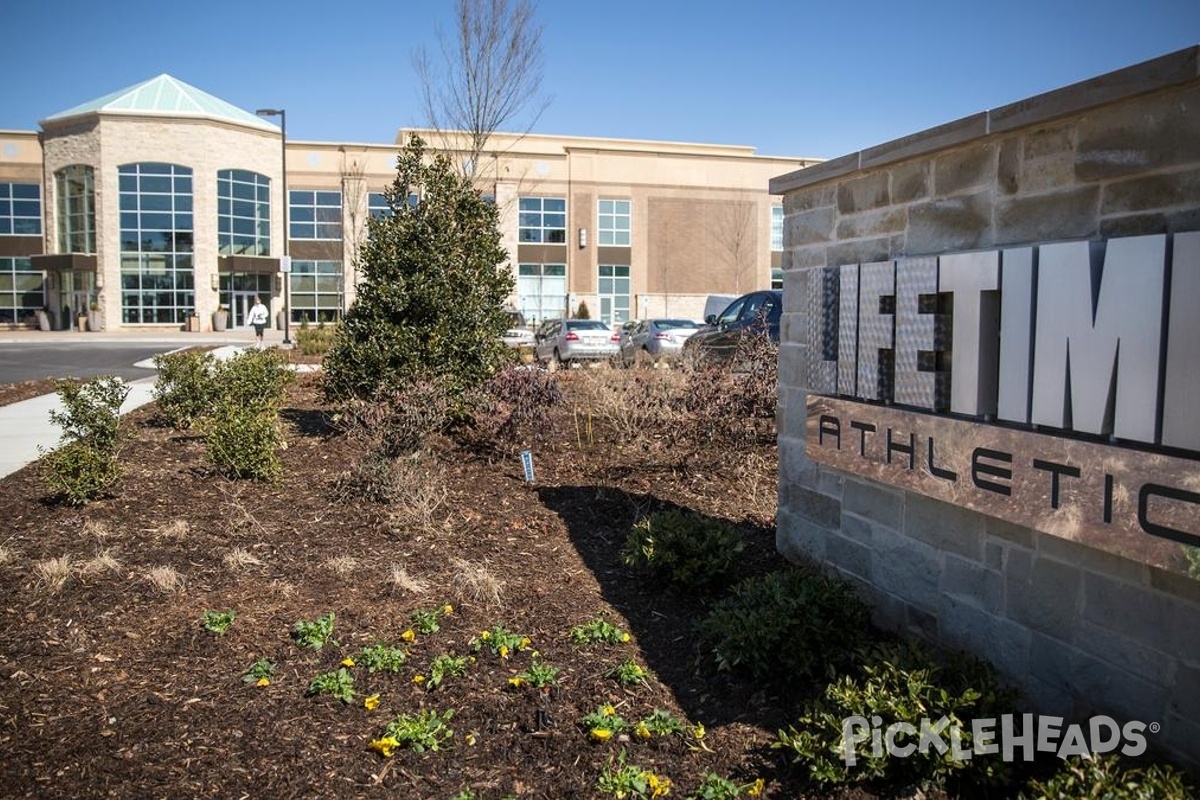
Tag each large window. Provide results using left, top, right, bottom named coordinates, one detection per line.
left=290, top=260, right=343, bottom=323
left=598, top=265, right=631, bottom=324
left=217, top=169, right=270, bottom=255
left=118, top=163, right=194, bottom=324
left=597, top=199, right=630, bottom=246
left=771, top=206, right=784, bottom=251
left=55, top=165, right=95, bottom=253
left=518, top=197, right=566, bottom=243
left=0, top=257, right=42, bottom=323
left=290, top=190, right=342, bottom=240
left=0, top=183, right=41, bottom=236
left=368, top=191, right=419, bottom=220
left=517, top=263, right=566, bottom=324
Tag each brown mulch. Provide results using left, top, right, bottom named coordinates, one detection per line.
left=0, top=370, right=914, bottom=800
left=0, top=378, right=75, bottom=408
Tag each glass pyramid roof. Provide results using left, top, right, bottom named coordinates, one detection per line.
left=41, top=74, right=278, bottom=131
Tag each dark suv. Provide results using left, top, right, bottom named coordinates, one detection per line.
left=682, top=289, right=781, bottom=363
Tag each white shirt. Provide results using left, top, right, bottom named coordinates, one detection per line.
left=247, top=303, right=269, bottom=325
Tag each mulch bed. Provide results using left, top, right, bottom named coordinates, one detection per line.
left=0, top=370, right=918, bottom=799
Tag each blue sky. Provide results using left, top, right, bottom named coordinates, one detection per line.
left=2, top=1, right=1197, bottom=159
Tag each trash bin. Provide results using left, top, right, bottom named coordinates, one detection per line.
left=187, top=313, right=200, bottom=332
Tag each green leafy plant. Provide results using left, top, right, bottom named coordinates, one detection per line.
left=323, top=134, right=515, bottom=406
left=202, top=349, right=294, bottom=481
left=696, top=568, right=870, bottom=682
left=607, top=658, right=649, bottom=688
left=509, top=658, right=560, bottom=690
left=426, top=654, right=471, bottom=690
left=371, top=708, right=455, bottom=755
left=242, top=658, right=276, bottom=685
left=623, top=508, right=745, bottom=593
left=295, top=320, right=338, bottom=357
left=307, top=667, right=355, bottom=704
left=597, top=749, right=672, bottom=798
left=410, top=603, right=453, bottom=635
left=1183, top=546, right=1200, bottom=580
left=634, top=709, right=687, bottom=739
left=687, top=772, right=765, bottom=799
left=570, top=616, right=630, bottom=647
left=1020, top=754, right=1193, bottom=800
left=470, top=624, right=531, bottom=658
left=774, top=642, right=1017, bottom=790
left=583, top=703, right=630, bottom=742
left=40, top=377, right=130, bottom=505
left=201, top=610, right=236, bottom=635
left=292, top=612, right=336, bottom=649
left=356, top=643, right=407, bottom=673
left=152, top=349, right=217, bottom=429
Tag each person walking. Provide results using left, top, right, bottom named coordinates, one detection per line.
left=247, top=296, right=270, bottom=349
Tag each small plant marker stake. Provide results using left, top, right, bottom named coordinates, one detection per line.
left=520, top=450, right=535, bottom=484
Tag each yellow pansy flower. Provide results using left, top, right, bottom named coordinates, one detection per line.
left=646, top=773, right=671, bottom=797
left=635, top=723, right=651, bottom=739
left=442, top=604, right=453, bottom=614
left=518, top=637, right=531, bottom=650
left=412, top=674, right=425, bottom=684
left=499, top=645, right=510, bottom=658
left=746, top=778, right=765, bottom=796
left=480, top=630, right=491, bottom=640
left=341, top=657, right=355, bottom=667
left=601, top=703, right=616, bottom=716
left=589, top=728, right=613, bottom=742
left=255, top=677, right=270, bottom=687
left=692, top=723, right=706, bottom=740
left=401, top=629, right=416, bottom=642
left=369, top=736, right=399, bottom=757
left=507, top=676, right=526, bottom=688
left=465, top=732, right=477, bottom=746
left=363, top=694, right=380, bottom=711
left=620, top=632, right=631, bottom=642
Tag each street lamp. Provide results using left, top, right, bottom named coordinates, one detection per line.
left=256, top=107, right=291, bottom=345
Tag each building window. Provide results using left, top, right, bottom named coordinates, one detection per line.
left=290, top=260, right=344, bottom=323
left=598, top=265, right=631, bottom=324
left=597, top=199, right=630, bottom=246
left=290, top=190, right=342, bottom=240
left=217, top=169, right=270, bottom=256
left=118, top=162, right=194, bottom=324
left=772, top=268, right=783, bottom=290
left=368, top=191, right=418, bottom=220
left=771, top=206, right=783, bottom=252
left=55, top=165, right=95, bottom=253
left=518, top=197, right=566, bottom=243
left=0, top=257, right=42, bottom=324
left=517, top=263, right=566, bottom=324
left=0, top=183, right=42, bottom=236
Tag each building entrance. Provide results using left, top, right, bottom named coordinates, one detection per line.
left=219, top=273, right=273, bottom=327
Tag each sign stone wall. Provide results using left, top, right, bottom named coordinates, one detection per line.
left=770, top=46, right=1200, bottom=768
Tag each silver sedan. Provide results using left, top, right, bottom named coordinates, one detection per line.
left=618, top=318, right=702, bottom=365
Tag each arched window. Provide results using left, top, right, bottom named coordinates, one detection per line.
left=55, top=165, right=95, bottom=253
left=217, top=169, right=270, bottom=256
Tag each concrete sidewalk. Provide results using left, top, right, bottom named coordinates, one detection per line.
left=0, top=326, right=289, bottom=346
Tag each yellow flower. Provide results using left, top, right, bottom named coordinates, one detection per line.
left=369, top=736, right=399, bottom=757
left=620, top=632, right=631, bottom=642
left=412, top=674, right=425, bottom=684
left=363, top=694, right=380, bottom=711
left=465, top=732, right=477, bottom=746
left=442, top=604, right=453, bottom=614
left=255, top=677, right=270, bottom=687
left=601, top=703, right=616, bottom=716
left=518, top=637, right=531, bottom=650
left=746, top=778, right=765, bottom=796
left=646, top=773, right=671, bottom=797
left=589, top=727, right=613, bottom=742
left=341, top=657, right=355, bottom=667
left=499, top=645, right=510, bottom=659
left=507, top=676, right=526, bottom=688
left=635, top=723, right=651, bottom=739
left=480, top=630, right=491, bottom=640
left=401, top=629, right=416, bottom=642
left=692, top=723, right=706, bottom=740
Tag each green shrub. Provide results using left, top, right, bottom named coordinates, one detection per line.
left=204, top=403, right=284, bottom=480
left=1020, top=754, right=1193, bottom=799
left=211, top=348, right=294, bottom=411
left=323, top=134, right=514, bottom=405
left=295, top=320, right=338, bottom=357
left=623, top=508, right=745, bottom=593
left=696, top=568, right=870, bottom=682
left=774, top=642, right=1017, bottom=791
left=152, top=349, right=216, bottom=429
left=40, top=377, right=130, bottom=505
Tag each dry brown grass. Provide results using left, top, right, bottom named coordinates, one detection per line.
left=386, top=457, right=449, bottom=535
left=389, top=563, right=430, bottom=595
left=0, top=544, right=13, bottom=565
left=223, top=547, right=265, bottom=570
left=324, top=555, right=357, bottom=576
left=34, top=555, right=74, bottom=593
left=80, top=549, right=123, bottom=578
left=144, top=565, right=184, bottom=593
left=156, top=519, right=190, bottom=540
left=450, top=557, right=502, bottom=608
left=83, top=519, right=114, bottom=542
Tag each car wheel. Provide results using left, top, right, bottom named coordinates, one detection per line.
left=634, top=347, right=652, bottom=368
left=554, top=348, right=569, bottom=369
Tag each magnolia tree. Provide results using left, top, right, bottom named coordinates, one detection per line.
left=323, top=135, right=515, bottom=403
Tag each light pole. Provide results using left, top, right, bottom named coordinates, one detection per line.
left=256, top=107, right=291, bottom=345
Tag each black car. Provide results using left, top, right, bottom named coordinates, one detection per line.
left=682, top=289, right=782, bottom=363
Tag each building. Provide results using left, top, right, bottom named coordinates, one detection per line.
left=0, top=74, right=819, bottom=332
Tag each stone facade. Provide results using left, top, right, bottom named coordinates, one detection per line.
left=772, top=46, right=1200, bottom=767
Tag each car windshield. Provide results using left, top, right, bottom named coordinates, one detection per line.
left=566, top=320, right=610, bottom=331
left=505, top=311, right=526, bottom=326
left=653, top=319, right=699, bottom=329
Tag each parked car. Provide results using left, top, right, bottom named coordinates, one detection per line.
left=618, top=318, right=703, bottom=365
left=502, top=310, right=535, bottom=348
left=682, top=289, right=782, bottom=364
left=534, top=318, right=620, bottom=365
